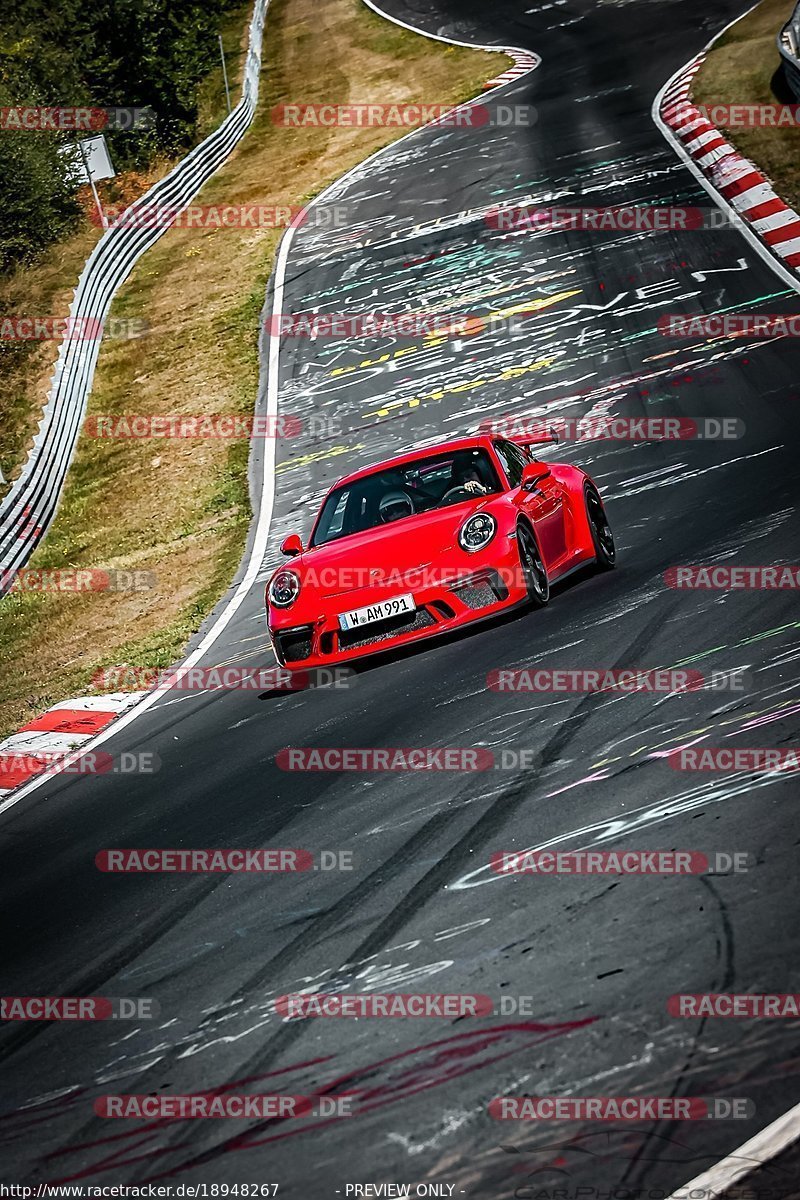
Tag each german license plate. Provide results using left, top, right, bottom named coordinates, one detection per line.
left=338, top=593, right=415, bottom=632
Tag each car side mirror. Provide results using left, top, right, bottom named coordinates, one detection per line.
left=280, top=534, right=303, bottom=557
left=521, top=463, right=552, bottom=492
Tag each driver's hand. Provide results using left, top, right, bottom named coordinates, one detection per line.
left=463, top=480, right=486, bottom=494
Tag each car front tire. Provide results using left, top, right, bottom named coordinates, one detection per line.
left=518, top=523, right=550, bottom=607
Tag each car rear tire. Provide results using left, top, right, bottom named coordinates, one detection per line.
left=518, top=523, right=550, bottom=607
left=585, top=483, right=616, bottom=569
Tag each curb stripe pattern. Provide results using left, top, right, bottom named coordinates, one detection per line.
left=483, top=50, right=539, bottom=87
left=0, top=694, right=139, bottom=796
left=660, top=56, right=800, bottom=271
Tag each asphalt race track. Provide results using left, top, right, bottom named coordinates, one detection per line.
left=2, top=0, right=800, bottom=1194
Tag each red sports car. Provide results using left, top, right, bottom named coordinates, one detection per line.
left=266, top=433, right=615, bottom=669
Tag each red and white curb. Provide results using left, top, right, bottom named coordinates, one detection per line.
left=361, top=0, right=541, bottom=90
left=0, top=693, right=140, bottom=796
left=657, top=54, right=800, bottom=283
left=483, top=49, right=539, bottom=88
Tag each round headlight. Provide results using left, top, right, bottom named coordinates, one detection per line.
left=458, top=512, right=497, bottom=552
left=269, top=569, right=301, bottom=608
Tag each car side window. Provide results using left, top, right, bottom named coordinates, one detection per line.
left=326, top=490, right=349, bottom=537
left=493, top=439, right=529, bottom=488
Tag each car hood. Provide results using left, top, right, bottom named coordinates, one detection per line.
left=292, top=500, right=492, bottom=598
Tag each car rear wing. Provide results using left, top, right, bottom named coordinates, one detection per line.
left=506, top=427, right=560, bottom=448
left=478, top=421, right=560, bottom=447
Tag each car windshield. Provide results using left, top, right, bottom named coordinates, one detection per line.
left=311, top=448, right=502, bottom=547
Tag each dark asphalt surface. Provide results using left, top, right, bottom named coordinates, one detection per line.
left=1, top=0, right=800, bottom=1194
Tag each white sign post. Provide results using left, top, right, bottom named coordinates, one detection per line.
left=219, top=34, right=232, bottom=114
left=58, top=135, right=116, bottom=229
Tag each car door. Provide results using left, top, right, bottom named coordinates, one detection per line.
left=493, top=439, right=568, bottom=567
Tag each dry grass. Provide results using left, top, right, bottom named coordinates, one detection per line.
left=0, top=228, right=100, bottom=491
left=0, top=0, right=504, bottom=737
left=692, top=0, right=800, bottom=208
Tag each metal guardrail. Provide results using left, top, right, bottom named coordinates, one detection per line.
left=778, top=2, right=800, bottom=100
left=0, top=0, right=268, bottom=591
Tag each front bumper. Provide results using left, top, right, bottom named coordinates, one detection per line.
left=268, top=557, right=528, bottom=669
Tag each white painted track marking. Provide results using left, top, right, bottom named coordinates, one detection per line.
left=665, top=1101, right=800, bottom=1197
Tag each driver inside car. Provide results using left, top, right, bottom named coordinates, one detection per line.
left=377, top=472, right=416, bottom=524
left=442, top=456, right=490, bottom=501
left=459, top=466, right=489, bottom=495
left=377, top=456, right=492, bottom=524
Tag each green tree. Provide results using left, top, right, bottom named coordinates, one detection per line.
left=0, top=0, right=240, bottom=274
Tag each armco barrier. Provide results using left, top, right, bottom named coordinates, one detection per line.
left=0, top=0, right=268, bottom=593
left=778, top=2, right=800, bottom=101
